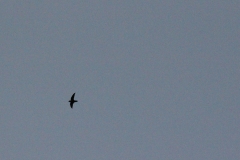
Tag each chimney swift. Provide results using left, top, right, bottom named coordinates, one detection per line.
left=69, top=93, right=78, bottom=108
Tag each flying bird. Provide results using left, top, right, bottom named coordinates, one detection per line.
left=69, top=93, right=78, bottom=108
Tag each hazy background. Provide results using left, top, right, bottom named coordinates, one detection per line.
left=1, top=1, right=239, bottom=159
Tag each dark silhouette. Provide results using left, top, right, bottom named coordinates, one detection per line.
left=69, top=93, right=78, bottom=108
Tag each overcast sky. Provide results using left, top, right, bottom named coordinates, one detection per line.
left=1, top=1, right=239, bottom=159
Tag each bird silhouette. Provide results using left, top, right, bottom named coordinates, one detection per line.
left=69, top=93, right=78, bottom=108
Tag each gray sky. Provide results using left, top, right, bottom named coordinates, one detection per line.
left=1, top=1, right=239, bottom=159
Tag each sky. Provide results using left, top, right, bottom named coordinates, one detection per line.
left=0, top=1, right=239, bottom=159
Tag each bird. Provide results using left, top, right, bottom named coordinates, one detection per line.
left=69, top=93, right=78, bottom=108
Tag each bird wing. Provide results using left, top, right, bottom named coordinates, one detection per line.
left=71, top=93, right=75, bottom=101
left=70, top=102, right=73, bottom=108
